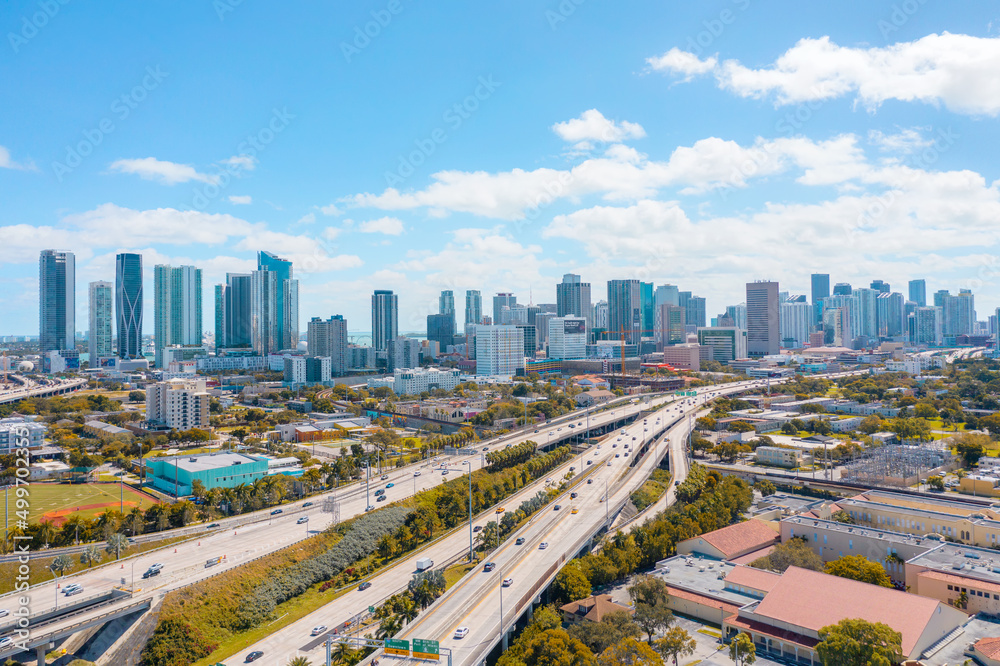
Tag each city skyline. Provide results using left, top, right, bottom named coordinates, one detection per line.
left=3, top=4, right=1000, bottom=335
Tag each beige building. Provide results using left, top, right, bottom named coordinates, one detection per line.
left=677, top=519, right=779, bottom=561
left=146, top=377, right=211, bottom=431
left=755, top=446, right=803, bottom=468
left=906, top=541, right=1000, bottom=615
left=961, top=474, right=1000, bottom=498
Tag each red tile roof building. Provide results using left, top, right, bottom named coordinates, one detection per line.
left=677, top=519, right=780, bottom=561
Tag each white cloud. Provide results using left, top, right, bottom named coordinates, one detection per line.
left=653, top=33, right=1000, bottom=115
left=646, top=47, right=718, bottom=80
left=222, top=155, right=257, bottom=171
left=551, top=109, right=646, bottom=145
left=228, top=195, right=253, bottom=205
left=109, top=157, right=218, bottom=185
left=296, top=213, right=316, bottom=225
left=320, top=203, right=344, bottom=216
left=868, top=128, right=934, bottom=153
left=359, top=217, right=405, bottom=236
left=0, top=145, right=36, bottom=171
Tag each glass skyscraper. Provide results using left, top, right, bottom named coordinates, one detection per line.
left=39, top=250, right=75, bottom=353
left=154, top=264, right=203, bottom=367
left=88, top=281, right=113, bottom=361
left=116, top=253, right=143, bottom=359
left=372, top=289, right=398, bottom=352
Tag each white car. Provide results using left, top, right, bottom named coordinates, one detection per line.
left=502, top=577, right=513, bottom=587
left=414, top=471, right=421, bottom=477
left=311, top=625, right=328, bottom=636
left=0, top=609, right=8, bottom=618
left=0, top=637, right=12, bottom=649
left=454, top=626, right=470, bottom=639
left=539, top=542, right=548, bottom=549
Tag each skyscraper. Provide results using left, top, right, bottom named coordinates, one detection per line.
left=685, top=296, right=706, bottom=328
left=372, top=290, right=399, bottom=352
left=153, top=264, right=203, bottom=368
left=115, top=253, right=143, bottom=360
left=854, top=287, right=878, bottom=338
left=492, top=293, right=517, bottom=324
left=253, top=251, right=298, bottom=354
left=307, top=315, right=348, bottom=376
left=876, top=292, right=906, bottom=338
left=659, top=304, right=686, bottom=347
left=607, top=279, right=641, bottom=343
left=870, top=279, right=890, bottom=294
left=465, top=290, right=482, bottom=326
left=216, top=273, right=253, bottom=350
left=833, top=283, right=853, bottom=296
left=427, top=313, right=456, bottom=350
left=556, top=274, right=592, bottom=330
left=746, top=281, right=779, bottom=357
left=908, top=279, right=927, bottom=307
left=39, top=250, right=75, bottom=353
left=88, top=281, right=113, bottom=361
left=780, top=301, right=812, bottom=348
left=810, top=274, right=830, bottom=303
left=640, top=282, right=654, bottom=332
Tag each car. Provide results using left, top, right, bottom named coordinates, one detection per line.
left=572, top=508, right=579, bottom=514
left=587, top=460, right=592, bottom=466
left=377, top=495, right=387, bottom=502
left=381, top=474, right=389, bottom=480
left=632, top=436, right=637, bottom=440
left=454, top=627, right=470, bottom=639
left=297, top=516, right=309, bottom=524
left=483, top=446, right=489, bottom=451
left=206, top=522, right=220, bottom=528
left=554, top=504, right=561, bottom=511
left=413, top=471, right=421, bottom=477
left=62, top=584, right=81, bottom=594
left=0, top=637, right=12, bottom=649
left=311, top=625, right=328, bottom=636
left=617, top=437, right=621, bottom=441
left=502, top=577, right=513, bottom=587
left=515, top=537, right=525, bottom=545
left=568, top=424, right=575, bottom=429
left=539, top=542, right=548, bottom=549
left=270, top=509, right=283, bottom=515
left=366, top=505, right=375, bottom=511
left=483, top=562, right=495, bottom=572
left=557, top=428, right=562, bottom=431
left=303, top=501, right=313, bottom=507
left=149, top=563, right=164, bottom=572
left=607, top=461, right=612, bottom=466
left=374, top=489, right=385, bottom=496
left=246, top=650, right=264, bottom=662
left=534, top=429, right=539, bottom=433
left=569, top=466, right=575, bottom=471
left=570, top=492, right=578, bottom=499
left=65, top=587, right=83, bottom=596
left=0, top=610, right=7, bottom=618
left=473, top=525, right=482, bottom=532
left=615, top=454, right=620, bottom=458
left=142, top=569, right=160, bottom=579
left=386, top=482, right=394, bottom=488
left=612, top=444, right=617, bottom=448
left=442, top=470, right=449, bottom=475
left=587, top=478, right=593, bottom=484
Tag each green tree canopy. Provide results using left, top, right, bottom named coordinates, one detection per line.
left=816, top=618, right=902, bottom=666
left=824, top=555, right=892, bottom=587
left=750, top=538, right=823, bottom=573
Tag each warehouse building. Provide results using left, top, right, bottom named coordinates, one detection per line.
left=146, top=451, right=267, bottom=497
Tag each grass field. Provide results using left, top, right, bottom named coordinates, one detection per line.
left=6, top=482, right=160, bottom=525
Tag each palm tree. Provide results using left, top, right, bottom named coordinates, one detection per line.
left=126, top=507, right=145, bottom=537
left=36, top=520, right=57, bottom=549
left=50, top=553, right=73, bottom=578
left=105, top=533, right=129, bottom=560
left=332, top=643, right=360, bottom=666
left=376, top=614, right=403, bottom=640
left=287, top=658, right=311, bottom=666
left=80, top=544, right=102, bottom=568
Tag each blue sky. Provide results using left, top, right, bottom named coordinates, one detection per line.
left=3, top=1, right=1000, bottom=336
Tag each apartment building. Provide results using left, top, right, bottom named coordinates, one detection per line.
left=146, top=377, right=211, bottom=430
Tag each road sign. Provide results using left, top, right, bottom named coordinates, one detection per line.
left=385, top=639, right=410, bottom=657
left=413, top=639, right=440, bottom=660
left=368, top=606, right=375, bottom=613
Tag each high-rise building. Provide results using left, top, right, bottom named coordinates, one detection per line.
left=823, top=295, right=855, bottom=343
left=823, top=308, right=847, bottom=347
left=746, top=281, right=780, bottom=357
left=39, top=250, right=75, bottom=353
left=439, top=290, right=455, bottom=318
left=607, top=279, right=641, bottom=343
left=548, top=316, right=587, bottom=360
left=305, top=356, right=332, bottom=383
left=388, top=336, right=421, bottom=372
left=252, top=252, right=298, bottom=355
left=556, top=274, right=592, bottom=330
left=465, top=290, right=482, bottom=326
left=909, top=279, right=927, bottom=307
left=810, top=274, right=830, bottom=304
left=88, top=281, right=113, bottom=361
left=427, top=313, right=456, bottom=350
left=686, top=296, right=707, bottom=329
left=153, top=264, right=202, bottom=368
left=492, top=293, right=517, bottom=325
left=593, top=300, right=609, bottom=331
left=832, top=283, right=852, bottom=296
left=372, top=290, right=398, bottom=353
left=515, top=324, right=536, bottom=357
left=724, top=304, right=747, bottom=331
left=910, top=307, right=943, bottom=345
left=780, top=301, right=812, bottom=348
left=659, top=304, right=686, bottom=347
left=474, top=325, right=524, bottom=376
left=534, top=312, right=555, bottom=351
left=854, top=287, right=878, bottom=339
left=307, top=315, right=348, bottom=375
left=870, top=279, right=890, bottom=294
left=640, top=282, right=655, bottom=332
left=216, top=273, right=252, bottom=351
left=876, top=292, right=906, bottom=338
left=697, top=327, right=747, bottom=363
left=116, top=253, right=143, bottom=360
left=146, top=377, right=210, bottom=430
left=283, top=356, right=307, bottom=384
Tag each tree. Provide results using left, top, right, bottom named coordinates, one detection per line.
left=956, top=433, right=991, bottom=467
left=729, top=632, right=756, bottom=666
left=654, top=626, right=696, bottom=666
left=816, top=618, right=902, bottom=666
left=128, top=390, right=146, bottom=403
left=695, top=417, right=716, bottom=431
left=288, top=658, right=312, bottom=666
left=191, top=479, right=207, bottom=500
left=80, top=544, right=102, bottom=568
left=754, top=479, right=776, bottom=497
left=831, top=510, right=855, bottom=524
left=376, top=614, right=403, bottom=640
left=105, top=533, right=129, bottom=560
left=728, top=421, right=754, bottom=433
left=569, top=610, right=642, bottom=654
left=596, top=637, right=664, bottom=666
left=521, top=628, right=595, bottom=666
left=750, top=538, right=823, bottom=573
left=628, top=576, right=673, bottom=642
left=50, top=554, right=73, bottom=578
left=927, top=475, right=945, bottom=490
left=780, top=422, right=798, bottom=435
left=552, top=561, right=592, bottom=605
left=824, top=555, right=892, bottom=588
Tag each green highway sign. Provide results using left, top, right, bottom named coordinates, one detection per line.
left=413, top=639, right=440, bottom=660
left=368, top=606, right=375, bottom=613
left=385, top=639, right=410, bottom=657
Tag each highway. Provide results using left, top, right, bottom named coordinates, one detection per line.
left=0, top=375, right=87, bottom=404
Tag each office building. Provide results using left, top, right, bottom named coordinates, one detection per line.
left=593, top=300, right=609, bottom=331
left=388, top=336, right=421, bottom=372
left=746, top=281, right=779, bottom=357
left=876, top=291, right=906, bottom=338
left=659, top=304, right=686, bottom=347
left=252, top=252, right=299, bottom=356
left=39, top=250, right=75, bottom=354
left=465, top=289, right=482, bottom=326
left=822, top=307, right=847, bottom=346
left=910, top=306, right=943, bottom=345
left=516, top=324, right=536, bottom=357
left=492, top=292, right=517, bottom=325
left=215, top=273, right=253, bottom=351
left=697, top=327, right=747, bottom=363
left=439, top=290, right=455, bottom=319
left=307, top=315, right=348, bottom=375
left=909, top=279, right=927, bottom=307
left=556, top=274, right=592, bottom=329
left=153, top=264, right=202, bottom=368
left=146, top=377, right=210, bottom=430
left=779, top=301, right=812, bottom=348
left=685, top=295, right=706, bottom=329
left=608, top=279, right=641, bottom=343
left=655, top=284, right=680, bottom=308
left=534, top=312, right=555, bottom=351
left=372, top=290, right=399, bottom=353
left=724, top=304, right=747, bottom=331
left=640, top=281, right=654, bottom=332
left=832, top=282, right=852, bottom=296
left=427, top=313, right=456, bottom=350
left=88, top=280, right=113, bottom=361
left=475, top=325, right=524, bottom=376
left=548, top=316, right=587, bottom=360
left=661, top=344, right=701, bottom=371
left=500, top=304, right=529, bottom=325
left=853, top=287, right=878, bottom=339
left=115, top=253, right=143, bottom=360
left=810, top=273, right=830, bottom=303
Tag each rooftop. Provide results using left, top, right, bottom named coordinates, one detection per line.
left=907, top=542, right=1000, bottom=588
left=782, top=514, right=945, bottom=549
left=655, top=555, right=763, bottom=608
left=688, top=519, right=780, bottom=559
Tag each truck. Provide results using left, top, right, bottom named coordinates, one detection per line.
left=415, top=557, right=433, bottom=572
